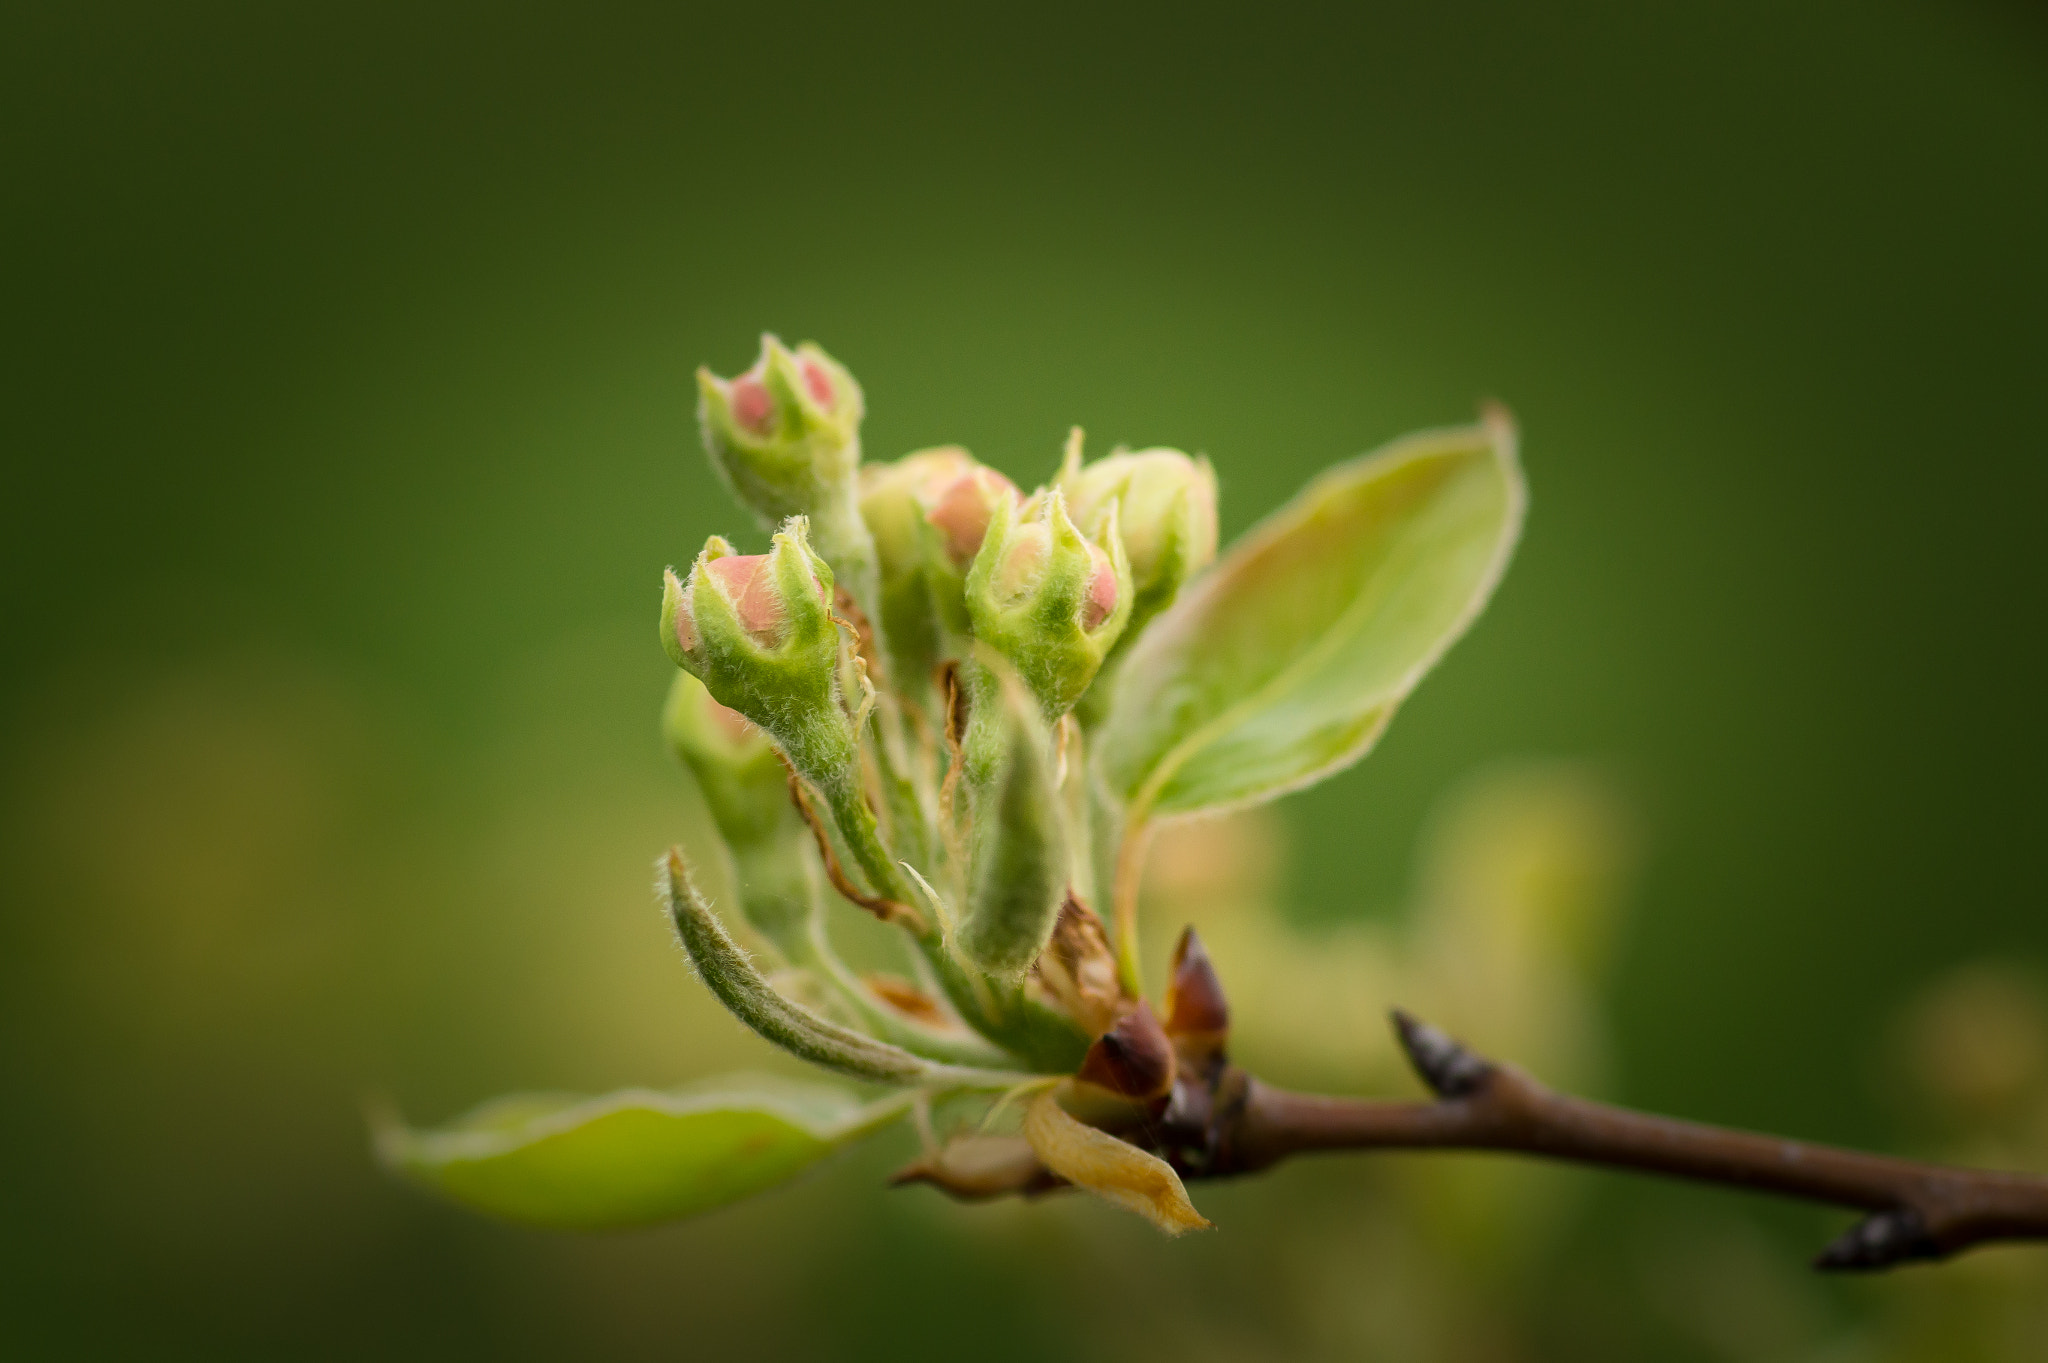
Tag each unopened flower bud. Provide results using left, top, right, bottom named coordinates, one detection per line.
left=965, top=489, right=1132, bottom=719
left=1058, top=432, right=1218, bottom=637
left=698, top=336, right=880, bottom=616
left=857, top=446, right=979, bottom=685
left=661, top=518, right=849, bottom=780
left=920, top=463, right=1023, bottom=639
left=698, top=336, right=862, bottom=516
left=927, top=466, right=1022, bottom=571
left=663, top=518, right=916, bottom=916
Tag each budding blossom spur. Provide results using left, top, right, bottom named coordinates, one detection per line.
left=380, top=336, right=2048, bottom=1269
left=381, top=332, right=1527, bottom=1235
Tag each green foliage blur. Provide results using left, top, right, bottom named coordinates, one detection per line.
left=3, top=2, right=2044, bottom=1358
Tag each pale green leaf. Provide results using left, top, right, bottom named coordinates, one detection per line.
left=1096, top=412, right=1524, bottom=819
left=377, top=1077, right=912, bottom=1229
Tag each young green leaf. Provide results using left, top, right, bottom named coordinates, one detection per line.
left=661, top=849, right=1034, bottom=1089
left=957, top=663, right=1070, bottom=980
left=663, top=848, right=935, bottom=1084
left=1095, top=411, right=1524, bottom=821
left=377, top=1078, right=911, bottom=1229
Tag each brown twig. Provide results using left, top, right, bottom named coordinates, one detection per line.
left=878, top=914, right=2048, bottom=1270
left=1205, top=1012, right=2048, bottom=1271
left=781, top=760, right=928, bottom=934
left=896, top=1002, right=2048, bottom=1271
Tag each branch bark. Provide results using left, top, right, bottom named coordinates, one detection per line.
left=900, top=1007, right=2048, bottom=1271
left=1201, top=1011, right=2048, bottom=1270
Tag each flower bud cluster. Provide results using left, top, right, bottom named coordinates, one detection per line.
left=658, top=339, right=1225, bottom=1088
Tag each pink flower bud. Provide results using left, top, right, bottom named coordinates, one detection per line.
left=1082, top=548, right=1119, bottom=631
left=730, top=376, right=774, bottom=433
left=991, top=526, right=1118, bottom=633
left=706, top=555, right=785, bottom=641
left=926, top=468, right=1021, bottom=569
left=673, top=551, right=830, bottom=659
left=800, top=359, right=836, bottom=407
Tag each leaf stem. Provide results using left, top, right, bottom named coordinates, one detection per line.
left=1110, top=815, right=1152, bottom=998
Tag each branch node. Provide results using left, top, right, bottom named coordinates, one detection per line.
left=1390, top=1009, right=1494, bottom=1099
left=1813, top=1206, right=1942, bottom=1272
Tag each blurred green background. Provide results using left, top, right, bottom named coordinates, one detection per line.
left=5, top=1, right=2046, bottom=1358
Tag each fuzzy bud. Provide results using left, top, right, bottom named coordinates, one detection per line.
left=660, top=518, right=853, bottom=786
left=857, top=446, right=980, bottom=686
left=965, top=488, right=1132, bottom=719
left=1057, top=432, right=1217, bottom=638
left=927, top=466, right=1022, bottom=571
left=661, top=672, right=785, bottom=845
left=697, top=336, right=863, bottom=523
left=920, top=463, right=1024, bottom=639
left=698, top=336, right=880, bottom=617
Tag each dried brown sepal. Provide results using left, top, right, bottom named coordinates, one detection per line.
left=865, top=973, right=950, bottom=1026
left=782, top=760, right=928, bottom=934
left=833, top=584, right=887, bottom=686
left=935, top=660, right=967, bottom=846
left=1076, top=1000, right=1176, bottom=1101
left=937, top=660, right=968, bottom=748
left=1029, top=892, right=1125, bottom=1038
left=889, top=1134, right=1060, bottom=1201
